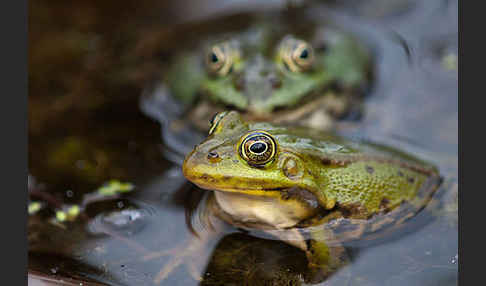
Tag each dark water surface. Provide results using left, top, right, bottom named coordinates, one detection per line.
left=28, top=0, right=457, bottom=285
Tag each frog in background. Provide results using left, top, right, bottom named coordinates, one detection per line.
left=166, top=15, right=372, bottom=131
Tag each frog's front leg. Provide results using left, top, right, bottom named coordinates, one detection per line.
left=146, top=221, right=227, bottom=285
left=144, top=196, right=226, bottom=284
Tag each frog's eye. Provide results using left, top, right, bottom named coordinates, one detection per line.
left=239, top=131, right=277, bottom=166
left=279, top=36, right=315, bottom=72
left=205, top=42, right=236, bottom=76
left=208, top=111, right=228, bottom=135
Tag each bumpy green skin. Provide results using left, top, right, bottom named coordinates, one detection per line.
left=183, top=111, right=439, bottom=216
left=167, top=22, right=371, bottom=114
left=320, top=161, right=426, bottom=212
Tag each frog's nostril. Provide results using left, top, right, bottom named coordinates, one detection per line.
left=207, top=151, right=221, bottom=163
left=208, top=151, right=218, bottom=158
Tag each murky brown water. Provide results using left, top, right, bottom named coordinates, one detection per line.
left=28, top=0, right=457, bottom=285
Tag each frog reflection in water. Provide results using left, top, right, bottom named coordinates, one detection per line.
left=154, top=111, right=441, bottom=284
left=165, top=16, right=372, bottom=132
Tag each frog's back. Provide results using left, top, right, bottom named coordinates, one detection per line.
left=258, top=125, right=442, bottom=242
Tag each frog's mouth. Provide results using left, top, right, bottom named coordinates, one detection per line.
left=190, top=180, right=288, bottom=198
left=187, top=173, right=322, bottom=212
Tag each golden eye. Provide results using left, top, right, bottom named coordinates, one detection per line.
left=279, top=36, right=315, bottom=72
left=208, top=111, right=228, bottom=135
left=239, top=131, right=277, bottom=166
left=205, top=42, right=237, bottom=76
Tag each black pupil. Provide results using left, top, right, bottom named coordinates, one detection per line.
left=211, top=53, right=218, bottom=63
left=300, top=49, right=308, bottom=59
left=250, top=142, right=267, bottom=154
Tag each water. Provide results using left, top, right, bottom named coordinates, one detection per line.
left=28, top=0, right=457, bottom=285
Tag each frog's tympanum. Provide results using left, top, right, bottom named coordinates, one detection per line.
left=164, top=13, right=372, bottom=131
left=181, top=111, right=442, bottom=283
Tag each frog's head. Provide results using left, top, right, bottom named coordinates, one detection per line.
left=182, top=111, right=320, bottom=198
left=200, top=35, right=331, bottom=115
left=168, top=23, right=370, bottom=115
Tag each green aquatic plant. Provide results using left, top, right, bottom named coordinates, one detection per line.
left=28, top=179, right=135, bottom=225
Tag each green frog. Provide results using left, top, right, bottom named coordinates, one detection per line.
left=145, top=10, right=372, bottom=134
left=179, top=111, right=442, bottom=283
